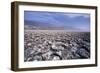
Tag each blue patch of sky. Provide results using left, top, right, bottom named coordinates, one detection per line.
left=24, top=11, right=90, bottom=32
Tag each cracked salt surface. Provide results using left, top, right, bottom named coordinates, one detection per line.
left=24, top=30, right=90, bottom=62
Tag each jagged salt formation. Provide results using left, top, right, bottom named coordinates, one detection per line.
left=24, top=30, right=90, bottom=62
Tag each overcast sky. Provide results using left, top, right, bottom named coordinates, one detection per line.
left=24, top=11, right=90, bottom=32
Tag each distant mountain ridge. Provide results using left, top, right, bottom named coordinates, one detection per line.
left=24, top=20, right=79, bottom=30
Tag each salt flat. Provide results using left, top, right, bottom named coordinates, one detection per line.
left=24, top=30, right=90, bottom=62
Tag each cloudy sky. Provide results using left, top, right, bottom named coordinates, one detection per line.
left=24, top=11, right=90, bottom=32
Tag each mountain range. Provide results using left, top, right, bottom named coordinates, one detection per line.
left=24, top=20, right=80, bottom=31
